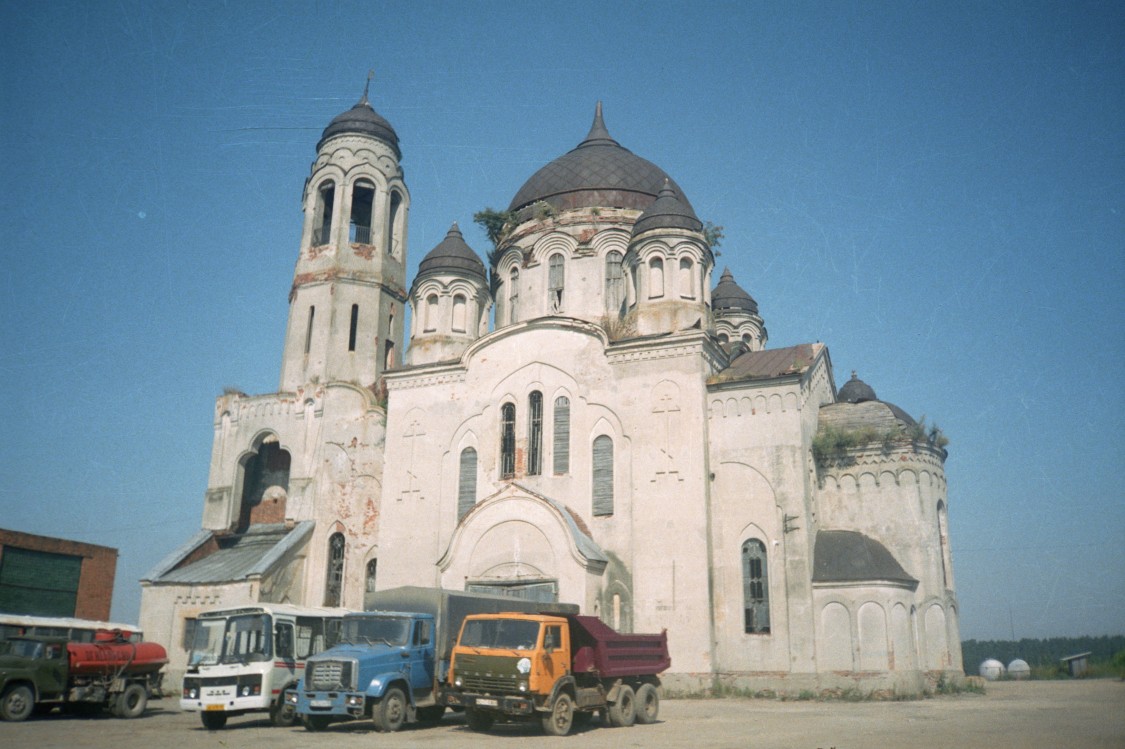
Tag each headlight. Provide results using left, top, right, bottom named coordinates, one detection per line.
left=285, top=692, right=297, bottom=705
left=517, top=657, right=531, bottom=674
left=454, top=677, right=463, bottom=687
left=241, top=685, right=251, bottom=697
left=518, top=681, right=528, bottom=692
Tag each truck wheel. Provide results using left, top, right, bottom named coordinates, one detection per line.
left=270, top=699, right=297, bottom=727
left=114, top=683, right=148, bottom=719
left=416, top=705, right=446, bottom=724
left=372, top=687, right=406, bottom=732
left=303, top=715, right=331, bottom=732
left=541, top=692, right=574, bottom=736
left=607, top=684, right=635, bottom=728
left=634, top=684, right=659, bottom=724
left=0, top=685, right=34, bottom=722
left=200, top=711, right=228, bottom=730
left=465, top=707, right=494, bottom=732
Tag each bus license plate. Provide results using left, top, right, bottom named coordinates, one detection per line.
left=476, top=698, right=498, bottom=707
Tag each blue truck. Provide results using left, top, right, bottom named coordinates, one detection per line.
left=289, top=586, right=577, bottom=732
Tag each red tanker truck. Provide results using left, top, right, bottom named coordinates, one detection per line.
left=0, top=630, right=167, bottom=721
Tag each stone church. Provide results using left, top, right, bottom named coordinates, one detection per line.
left=140, top=86, right=962, bottom=693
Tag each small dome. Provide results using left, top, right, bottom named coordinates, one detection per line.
left=838, top=371, right=878, bottom=403
left=632, top=180, right=702, bottom=236
left=508, top=102, right=692, bottom=215
left=1007, top=659, right=1031, bottom=680
left=318, top=91, right=400, bottom=156
left=416, top=223, right=486, bottom=283
left=979, top=659, right=1005, bottom=681
left=712, top=268, right=758, bottom=314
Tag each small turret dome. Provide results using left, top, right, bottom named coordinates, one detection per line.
left=318, top=88, right=400, bottom=156
left=838, top=371, right=878, bottom=403
left=632, top=180, right=703, bottom=236
left=508, top=102, right=692, bottom=215
left=415, top=223, right=486, bottom=283
left=712, top=268, right=759, bottom=314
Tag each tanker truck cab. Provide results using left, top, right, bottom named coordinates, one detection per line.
left=180, top=604, right=346, bottom=730
left=293, top=611, right=441, bottom=732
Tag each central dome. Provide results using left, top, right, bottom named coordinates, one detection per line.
left=508, top=103, right=692, bottom=214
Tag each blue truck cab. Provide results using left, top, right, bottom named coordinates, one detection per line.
left=292, top=610, right=446, bottom=732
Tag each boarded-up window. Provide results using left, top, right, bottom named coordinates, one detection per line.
left=648, top=257, right=664, bottom=298
left=742, top=539, right=770, bottom=634
left=508, top=268, right=520, bottom=325
left=324, top=533, right=345, bottom=607
left=0, top=547, right=82, bottom=617
left=553, top=396, right=570, bottom=474
left=424, top=295, right=438, bottom=332
left=548, top=254, right=565, bottom=312
left=348, top=304, right=359, bottom=351
left=500, top=403, right=516, bottom=478
left=458, top=447, right=478, bottom=519
left=605, top=251, right=624, bottom=313
left=679, top=257, right=695, bottom=298
left=592, top=435, right=614, bottom=516
left=528, top=392, right=543, bottom=475
left=452, top=294, right=467, bottom=333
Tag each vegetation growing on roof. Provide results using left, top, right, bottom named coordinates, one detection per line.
left=812, top=417, right=949, bottom=461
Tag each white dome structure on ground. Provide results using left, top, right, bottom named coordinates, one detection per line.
left=1007, top=659, right=1031, bottom=680
left=980, top=659, right=1005, bottom=680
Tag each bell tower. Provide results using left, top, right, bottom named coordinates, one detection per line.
left=280, top=75, right=409, bottom=392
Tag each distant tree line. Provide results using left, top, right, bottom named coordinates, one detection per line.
left=962, top=635, right=1125, bottom=672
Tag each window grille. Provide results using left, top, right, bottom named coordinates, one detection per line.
left=553, top=396, right=570, bottom=474
left=741, top=539, right=770, bottom=633
left=592, top=435, right=614, bottom=516
left=458, top=448, right=478, bottom=519
left=528, top=392, right=543, bottom=475
left=500, top=403, right=516, bottom=477
left=605, top=251, right=624, bottom=312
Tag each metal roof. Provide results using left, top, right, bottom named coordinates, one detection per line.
left=812, top=530, right=918, bottom=587
left=413, top=223, right=486, bottom=287
left=632, top=180, right=702, bottom=236
left=712, top=268, right=759, bottom=314
left=153, top=522, right=313, bottom=585
left=318, top=94, right=400, bottom=156
left=715, top=342, right=823, bottom=383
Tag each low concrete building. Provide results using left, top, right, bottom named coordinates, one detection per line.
left=141, top=86, right=962, bottom=693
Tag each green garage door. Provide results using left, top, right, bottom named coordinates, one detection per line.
left=0, top=547, right=82, bottom=616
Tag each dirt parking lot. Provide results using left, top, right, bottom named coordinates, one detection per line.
left=3, top=680, right=1122, bottom=749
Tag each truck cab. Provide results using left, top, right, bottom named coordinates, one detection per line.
left=0, top=637, right=69, bottom=720
left=292, top=611, right=445, bottom=732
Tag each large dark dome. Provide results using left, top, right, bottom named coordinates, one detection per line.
left=318, top=93, right=400, bottom=156
left=508, top=103, right=692, bottom=215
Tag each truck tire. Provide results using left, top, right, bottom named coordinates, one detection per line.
left=372, top=687, right=406, bottom=732
left=607, top=684, right=636, bottom=728
left=416, top=705, right=446, bottom=724
left=465, top=707, right=494, bottom=732
left=303, top=715, right=331, bottom=732
left=634, top=683, right=659, bottom=724
left=541, top=692, right=575, bottom=736
left=200, top=711, right=228, bottom=730
left=270, top=698, right=297, bottom=727
left=114, top=683, right=148, bottom=719
left=0, top=684, right=34, bottom=722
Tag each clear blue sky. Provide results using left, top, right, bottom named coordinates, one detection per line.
left=2, top=1, right=1122, bottom=642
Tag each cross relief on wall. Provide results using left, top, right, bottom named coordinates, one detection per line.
left=398, top=417, right=426, bottom=502
left=651, top=386, right=684, bottom=485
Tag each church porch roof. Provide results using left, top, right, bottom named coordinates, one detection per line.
left=148, top=521, right=313, bottom=585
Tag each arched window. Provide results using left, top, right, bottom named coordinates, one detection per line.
left=548, top=254, right=565, bottom=312
left=314, top=181, right=334, bottom=245
left=605, top=251, right=624, bottom=313
left=508, top=268, right=520, bottom=325
left=528, top=392, right=543, bottom=475
left=387, top=191, right=403, bottom=256
left=348, top=304, right=359, bottom=352
left=717, top=333, right=729, bottom=344
left=937, top=501, right=951, bottom=589
left=384, top=308, right=396, bottom=370
left=304, top=306, right=315, bottom=354
left=500, top=403, right=516, bottom=478
left=365, top=558, right=378, bottom=592
left=452, top=294, right=467, bottom=333
left=592, top=435, right=614, bottom=516
left=553, top=396, right=570, bottom=475
left=648, top=257, right=664, bottom=298
left=349, top=180, right=375, bottom=244
left=424, top=294, right=439, bottom=332
left=458, top=447, right=478, bottom=519
left=741, top=539, right=770, bottom=633
left=741, top=333, right=752, bottom=345
left=324, top=532, right=345, bottom=607
left=679, top=258, right=695, bottom=299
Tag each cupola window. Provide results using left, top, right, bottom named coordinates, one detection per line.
left=508, top=268, right=520, bottom=325
left=424, top=295, right=439, bottom=332
left=679, top=258, right=696, bottom=299
left=349, top=180, right=375, bottom=244
left=387, top=191, right=403, bottom=256
left=313, top=181, right=335, bottom=245
left=452, top=294, right=467, bottom=333
left=648, top=258, right=664, bottom=299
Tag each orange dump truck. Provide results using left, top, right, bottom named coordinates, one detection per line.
left=444, top=612, right=669, bottom=736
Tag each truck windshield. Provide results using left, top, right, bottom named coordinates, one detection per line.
left=340, top=616, right=410, bottom=646
left=460, top=618, right=541, bottom=651
left=189, top=614, right=272, bottom=666
left=7, top=639, right=44, bottom=659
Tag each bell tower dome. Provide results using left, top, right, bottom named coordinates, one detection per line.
left=280, top=75, right=409, bottom=392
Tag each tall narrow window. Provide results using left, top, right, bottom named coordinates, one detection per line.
left=679, top=258, right=695, bottom=299
left=349, top=180, right=375, bottom=244
left=508, top=268, right=520, bottom=324
left=742, top=539, right=770, bottom=634
left=527, top=391, right=543, bottom=475
left=383, top=309, right=395, bottom=369
left=452, top=294, right=467, bottom=333
left=649, top=258, right=664, bottom=298
left=605, top=251, right=624, bottom=313
left=458, top=447, right=478, bottom=519
left=592, top=435, right=614, bottom=516
left=314, top=182, right=334, bottom=245
left=387, top=191, right=403, bottom=256
left=324, top=533, right=345, bottom=607
left=365, top=559, right=378, bottom=593
left=548, top=254, right=565, bottom=312
left=424, top=295, right=439, bottom=332
left=304, top=306, right=315, bottom=354
left=553, top=396, right=570, bottom=475
left=937, top=501, right=951, bottom=589
left=500, top=403, right=516, bottom=478
left=348, top=304, right=359, bottom=352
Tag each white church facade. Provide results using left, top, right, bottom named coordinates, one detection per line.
left=140, top=87, right=962, bottom=694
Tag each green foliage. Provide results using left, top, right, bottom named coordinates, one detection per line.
left=703, top=221, right=724, bottom=249
left=812, top=424, right=898, bottom=459
left=961, top=635, right=1125, bottom=676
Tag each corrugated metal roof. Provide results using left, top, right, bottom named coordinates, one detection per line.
left=812, top=530, right=917, bottom=587
left=155, top=522, right=313, bottom=585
